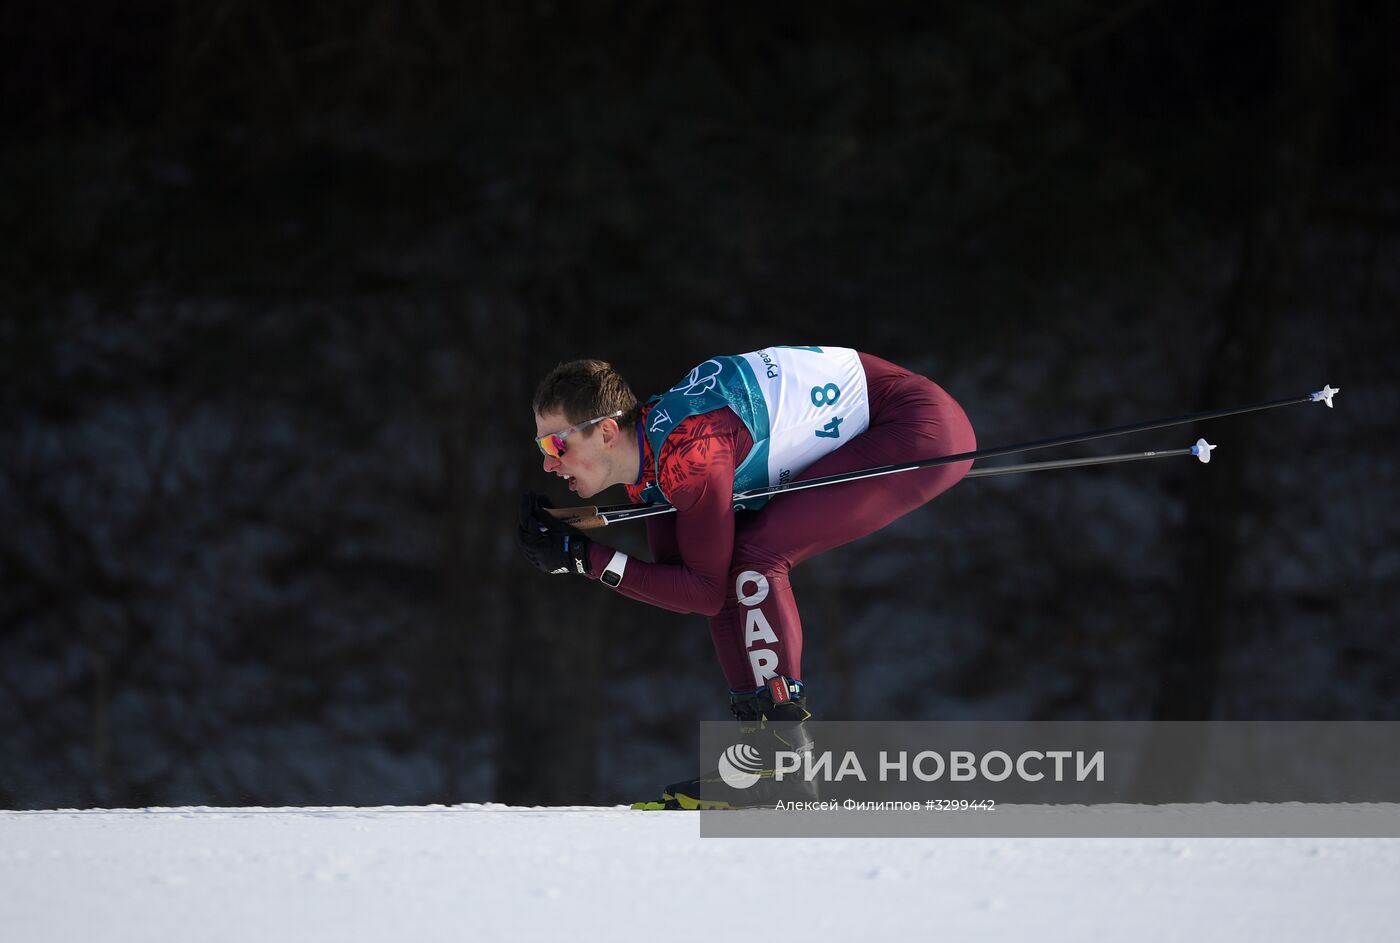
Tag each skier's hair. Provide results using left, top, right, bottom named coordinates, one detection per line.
left=533, top=359, right=641, bottom=428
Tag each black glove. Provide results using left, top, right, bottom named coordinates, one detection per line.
left=517, top=492, right=591, bottom=575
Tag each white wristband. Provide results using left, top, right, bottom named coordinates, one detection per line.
left=601, top=550, right=628, bottom=588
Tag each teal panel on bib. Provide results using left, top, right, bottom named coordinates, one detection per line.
left=636, top=347, right=866, bottom=512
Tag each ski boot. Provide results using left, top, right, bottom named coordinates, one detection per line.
left=633, top=677, right=818, bottom=811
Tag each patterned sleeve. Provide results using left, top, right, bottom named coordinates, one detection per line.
left=585, top=409, right=749, bottom=615
left=656, top=410, right=742, bottom=512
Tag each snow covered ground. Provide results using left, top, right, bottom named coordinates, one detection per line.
left=3, top=805, right=1397, bottom=942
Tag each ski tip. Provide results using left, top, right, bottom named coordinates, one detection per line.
left=1310, top=384, right=1340, bottom=408
left=1192, top=439, right=1217, bottom=464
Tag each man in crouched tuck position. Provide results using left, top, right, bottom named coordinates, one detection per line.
left=518, top=346, right=976, bottom=809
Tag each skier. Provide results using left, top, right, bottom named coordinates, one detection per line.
left=517, top=346, right=976, bottom=808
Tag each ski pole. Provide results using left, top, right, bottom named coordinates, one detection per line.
left=550, top=439, right=1219, bottom=529
left=544, top=383, right=1338, bottom=529
left=963, top=439, right=1217, bottom=478
left=748, top=384, right=1338, bottom=502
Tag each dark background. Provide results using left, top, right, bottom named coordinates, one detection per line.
left=2, top=0, right=1395, bottom=809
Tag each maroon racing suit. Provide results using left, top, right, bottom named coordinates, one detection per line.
left=581, top=352, right=976, bottom=691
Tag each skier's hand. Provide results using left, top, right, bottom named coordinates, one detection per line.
left=517, top=492, right=591, bottom=575
left=517, top=491, right=554, bottom=529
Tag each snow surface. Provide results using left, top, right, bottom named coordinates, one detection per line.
left=3, top=805, right=1397, bottom=942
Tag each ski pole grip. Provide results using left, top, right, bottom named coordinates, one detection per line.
left=545, top=506, right=607, bottom=530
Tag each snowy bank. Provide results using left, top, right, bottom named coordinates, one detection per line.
left=2, top=805, right=1397, bottom=942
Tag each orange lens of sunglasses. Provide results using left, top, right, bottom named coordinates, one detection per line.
left=536, top=433, right=567, bottom=458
